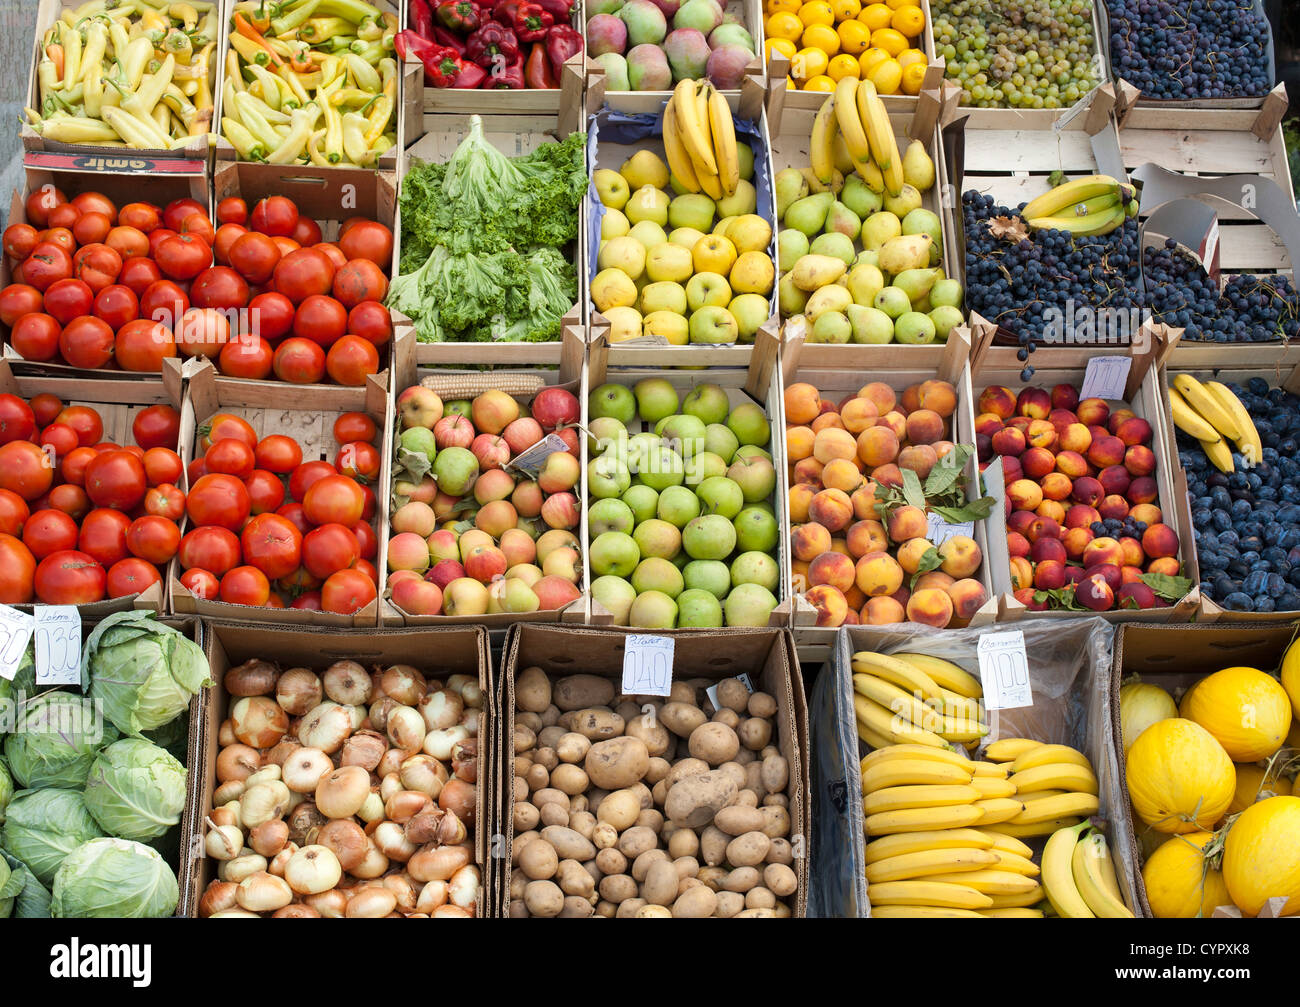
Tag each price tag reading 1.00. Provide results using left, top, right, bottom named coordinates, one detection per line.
left=621, top=635, right=675, bottom=698
left=35, top=606, right=82, bottom=686
left=976, top=630, right=1033, bottom=711
left=0, top=605, right=35, bottom=682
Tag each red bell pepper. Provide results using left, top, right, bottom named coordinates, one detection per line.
left=455, top=61, right=488, bottom=87
left=408, top=0, right=436, bottom=40
left=421, top=45, right=467, bottom=86
left=545, top=24, right=582, bottom=78
left=436, top=0, right=482, bottom=32
left=465, top=21, right=519, bottom=68
left=535, top=0, right=574, bottom=23
left=432, top=25, right=467, bottom=52
left=511, top=2, right=552, bottom=42
left=492, top=0, right=525, bottom=22
left=525, top=42, right=557, bottom=88
left=394, top=29, right=437, bottom=62
left=485, top=51, right=525, bottom=88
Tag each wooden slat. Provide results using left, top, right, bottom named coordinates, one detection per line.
left=962, top=128, right=1098, bottom=173
left=1120, top=129, right=1280, bottom=177
left=1215, top=223, right=1293, bottom=272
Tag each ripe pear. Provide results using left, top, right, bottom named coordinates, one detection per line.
left=738, top=142, right=755, bottom=180
left=777, top=229, right=810, bottom=271
left=854, top=249, right=880, bottom=269
left=930, top=277, right=964, bottom=308
left=845, top=262, right=885, bottom=306
left=809, top=231, right=856, bottom=267
left=878, top=233, right=935, bottom=276
left=811, top=310, right=852, bottom=344
left=883, top=183, right=923, bottom=218
left=847, top=303, right=896, bottom=344
left=824, top=200, right=862, bottom=242
left=790, top=253, right=847, bottom=292
left=774, top=167, right=809, bottom=220
left=841, top=174, right=883, bottom=219
left=783, top=191, right=834, bottom=237
left=778, top=273, right=809, bottom=316
left=902, top=208, right=943, bottom=249
left=622, top=149, right=670, bottom=190
left=892, top=267, right=943, bottom=307
left=903, top=139, right=936, bottom=192
left=861, top=211, right=902, bottom=251
left=717, top=179, right=757, bottom=218
left=804, top=283, right=853, bottom=321
left=894, top=311, right=937, bottom=344
left=930, top=305, right=964, bottom=341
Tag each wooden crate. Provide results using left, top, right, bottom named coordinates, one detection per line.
left=171, top=358, right=390, bottom=626
left=766, top=86, right=961, bottom=372
left=377, top=327, right=589, bottom=627
left=780, top=330, right=997, bottom=665
left=394, top=107, right=586, bottom=369
left=584, top=326, right=792, bottom=629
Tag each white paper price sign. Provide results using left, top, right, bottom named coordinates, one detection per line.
left=1079, top=356, right=1132, bottom=402
left=926, top=512, right=974, bottom=546
left=622, top=635, right=675, bottom=697
left=0, top=605, right=35, bottom=681
left=507, top=433, right=570, bottom=478
left=976, top=630, right=1033, bottom=710
left=34, top=606, right=81, bottom=686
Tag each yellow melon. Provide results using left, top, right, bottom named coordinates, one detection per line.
left=1119, top=679, right=1178, bottom=753
left=1283, top=638, right=1300, bottom=720
left=1180, top=667, right=1290, bottom=761
left=1142, top=832, right=1234, bottom=918
left=1227, top=763, right=1293, bottom=816
left=1222, top=795, right=1300, bottom=916
left=1126, top=719, right=1235, bottom=834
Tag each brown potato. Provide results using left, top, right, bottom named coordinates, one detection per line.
left=585, top=737, right=650, bottom=790
left=513, top=802, right=540, bottom=832
left=641, top=859, right=679, bottom=906
left=759, top=805, right=791, bottom=839
left=712, top=708, right=742, bottom=730
left=572, top=708, right=625, bottom=741
left=617, top=826, right=659, bottom=860
left=549, top=763, right=589, bottom=796
left=666, top=758, right=710, bottom=788
left=517, top=711, right=543, bottom=733
left=726, top=831, right=771, bottom=868
left=636, top=808, right=664, bottom=832
left=671, top=885, right=717, bottom=918
left=567, top=810, right=596, bottom=841
left=689, top=723, right=740, bottom=766
left=556, top=858, right=596, bottom=898
left=553, top=675, right=616, bottom=712
left=539, top=802, right=569, bottom=828
left=764, top=862, right=798, bottom=897
left=598, top=873, right=637, bottom=904
left=716, top=678, right=751, bottom=713
left=699, top=825, right=729, bottom=867
left=523, top=879, right=563, bottom=916
left=738, top=718, right=772, bottom=751
left=596, top=789, right=641, bottom=831
left=664, top=769, right=739, bottom=828
left=720, top=866, right=761, bottom=893
left=667, top=827, right=699, bottom=859
left=658, top=702, right=707, bottom=738
left=519, top=838, right=559, bottom=880
left=714, top=805, right=766, bottom=836
left=715, top=891, right=745, bottom=917
left=559, top=895, right=595, bottom=917
left=595, top=847, right=627, bottom=875
left=540, top=825, right=596, bottom=862
left=747, top=692, right=777, bottom=718
left=516, top=667, right=552, bottom=713
left=761, top=754, right=789, bottom=795
left=613, top=898, right=645, bottom=918
left=625, top=714, right=671, bottom=757
left=766, top=838, right=794, bottom=865
left=631, top=848, right=670, bottom=883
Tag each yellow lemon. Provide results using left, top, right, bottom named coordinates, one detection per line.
left=859, top=2, right=893, bottom=30
left=766, top=0, right=802, bottom=13
left=897, top=46, right=927, bottom=71
left=828, top=52, right=862, bottom=80
left=792, top=46, right=830, bottom=79
left=798, top=0, right=835, bottom=27
left=869, top=56, right=903, bottom=94
left=884, top=0, right=911, bottom=8
left=802, top=22, right=841, bottom=55
left=890, top=4, right=925, bottom=38
left=871, top=26, right=908, bottom=56
left=901, top=60, right=928, bottom=94
left=766, top=37, right=798, bottom=62
left=831, top=0, right=862, bottom=19
left=858, top=45, right=891, bottom=77
left=766, top=11, right=805, bottom=42
left=802, top=74, right=837, bottom=92
left=836, top=19, right=871, bottom=54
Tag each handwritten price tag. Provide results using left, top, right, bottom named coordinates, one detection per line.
left=1079, top=355, right=1132, bottom=402
left=621, top=635, right=675, bottom=698
left=507, top=433, right=571, bottom=478
left=34, top=606, right=81, bottom=686
left=926, top=512, right=974, bottom=545
left=976, top=630, right=1033, bottom=710
left=0, top=605, right=35, bottom=681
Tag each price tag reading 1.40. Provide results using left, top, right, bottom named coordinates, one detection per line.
left=621, top=635, right=675, bottom=698
left=0, top=605, right=35, bottom=682
left=976, top=630, right=1033, bottom=711
left=35, top=606, right=82, bottom=686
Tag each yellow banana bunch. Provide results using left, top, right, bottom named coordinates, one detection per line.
left=1041, top=823, right=1135, bottom=918
left=806, top=80, right=905, bottom=195
left=665, top=79, right=739, bottom=198
left=1168, top=375, right=1262, bottom=473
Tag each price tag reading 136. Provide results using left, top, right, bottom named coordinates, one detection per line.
left=976, top=630, right=1033, bottom=710
left=621, top=635, right=675, bottom=698
left=35, top=606, right=82, bottom=686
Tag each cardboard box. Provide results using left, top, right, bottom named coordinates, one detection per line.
left=0, top=360, right=183, bottom=615
left=780, top=330, right=998, bottom=665
left=973, top=342, right=1202, bottom=623
left=813, top=618, right=1137, bottom=918
left=23, top=0, right=219, bottom=160
left=1, top=152, right=209, bottom=374
left=584, top=327, right=791, bottom=628
left=1111, top=620, right=1298, bottom=917
left=170, top=357, right=390, bottom=625
left=495, top=623, right=809, bottom=917
left=376, top=327, right=589, bottom=626
left=181, top=619, right=492, bottom=917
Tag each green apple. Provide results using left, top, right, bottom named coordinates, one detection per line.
left=930, top=277, right=963, bottom=308
left=723, top=582, right=778, bottom=626
left=590, top=382, right=636, bottom=423
left=659, top=413, right=707, bottom=455
left=683, top=559, right=732, bottom=599
left=669, top=226, right=706, bottom=250
left=697, top=475, right=744, bottom=519
left=729, top=293, right=770, bottom=343
left=668, top=193, right=717, bottom=232
left=874, top=285, right=911, bottom=320
left=733, top=444, right=771, bottom=463
left=601, top=207, right=631, bottom=239
left=847, top=303, right=896, bottom=344
left=591, top=574, right=637, bottom=625
left=676, top=588, right=723, bottom=628
left=588, top=453, right=632, bottom=499
left=717, top=179, right=757, bottom=218
left=685, top=272, right=732, bottom=311
left=632, top=556, right=685, bottom=599
left=726, top=402, right=771, bottom=448
left=633, top=518, right=681, bottom=560
left=645, top=242, right=694, bottom=283
left=730, top=551, right=779, bottom=591
left=733, top=504, right=779, bottom=553
left=930, top=304, right=964, bottom=341
left=682, top=513, right=737, bottom=560
left=702, top=421, right=739, bottom=463
left=590, top=531, right=640, bottom=578
left=598, top=235, right=647, bottom=280
left=811, top=310, right=852, bottom=344
left=688, top=305, right=738, bottom=345
left=728, top=214, right=773, bottom=255
left=684, top=450, right=727, bottom=484
left=588, top=416, right=629, bottom=457
left=589, top=497, right=636, bottom=536
left=894, top=310, right=937, bottom=344
left=683, top=383, right=730, bottom=425
left=628, top=220, right=668, bottom=251
left=727, top=454, right=776, bottom=503
left=627, top=431, right=664, bottom=472
left=639, top=281, right=688, bottom=317
left=657, top=484, right=701, bottom=527
left=634, top=377, right=679, bottom=423
left=399, top=427, right=436, bottom=466
left=621, top=484, right=659, bottom=524
left=637, top=444, right=686, bottom=491
left=625, top=185, right=669, bottom=226
left=627, top=590, right=678, bottom=629
left=594, top=168, right=630, bottom=210
left=590, top=268, right=638, bottom=313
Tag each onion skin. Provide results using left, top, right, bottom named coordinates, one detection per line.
left=273, top=904, right=321, bottom=918
left=199, top=881, right=239, bottom=918
left=439, top=778, right=477, bottom=824
left=404, top=807, right=443, bottom=846
left=225, top=659, right=280, bottom=697
left=276, top=668, right=323, bottom=716
left=316, top=819, right=369, bottom=872
left=236, top=872, right=293, bottom=912
left=286, top=802, right=327, bottom=845
left=304, top=888, right=348, bottom=918
left=381, top=665, right=427, bottom=706
left=250, top=820, right=290, bottom=858
left=341, top=730, right=387, bottom=772
left=323, top=660, right=373, bottom=706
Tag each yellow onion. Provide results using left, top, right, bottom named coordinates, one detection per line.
left=276, top=668, right=323, bottom=715
left=273, top=904, right=321, bottom=918
left=439, top=778, right=476, bottom=823
left=400, top=754, right=448, bottom=798
left=323, top=660, right=373, bottom=706
left=217, top=744, right=261, bottom=783
left=236, top=871, right=293, bottom=913
left=304, top=888, right=348, bottom=918
left=381, top=665, right=427, bottom=706
left=232, top=696, right=289, bottom=748
left=316, top=766, right=370, bottom=819
left=341, top=730, right=387, bottom=772
left=199, top=880, right=240, bottom=918
left=316, top=819, right=368, bottom=872
left=283, top=747, right=333, bottom=794
left=345, top=885, right=397, bottom=918
left=299, top=702, right=353, bottom=754
left=225, top=659, right=280, bottom=697
left=285, top=845, right=343, bottom=895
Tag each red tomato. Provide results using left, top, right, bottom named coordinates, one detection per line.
left=254, top=435, right=302, bottom=474
left=271, top=236, right=300, bottom=258
left=3, top=224, right=39, bottom=261
left=176, top=306, right=230, bottom=358
left=272, top=337, right=326, bottom=384
left=218, top=335, right=273, bottom=379
left=106, top=557, right=162, bottom=599
left=178, top=525, right=240, bottom=573
left=118, top=257, right=163, bottom=297
left=250, top=196, right=298, bottom=238
left=351, top=519, right=378, bottom=560
left=0, top=440, right=53, bottom=500
left=145, top=483, right=185, bottom=521
left=273, top=248, right=335, bottom=305
left=347, top=301, right=393, bottom=347
left=162, top=198, right=205, bottom=233
left=213, top=223, right=247, bottom=266
left=92, top=284, right=139, bottom=331
left=291, top=216, right=323, bottom=247
left=28, top=395, right=60, bottom=428
left=0, top=533, right=35, bottom=602
left=326, top=335, right=380, bottom=387
left=278, top=566, right=321, bottom=593
left=335, top=441, right=381, bottom=481
left=146, top=228, right=177, bottom=260
left=187, top=473, right=251, bottom=530
left=288, top=460, right=336, bottom=502
left=142, top=447, right=182, bottom=485
left=179, top=566, right=219, bottom=599
left=156, top=233, right=211, bottom=282
left=72, top=211, right=112, bottom=246
left=139, top=279, right=190, bottom=330
left=248, top=291, right=294, bottom=341
left=201, top=413, right=257, bottom=452
left=241, top=512, right=302, bottom=579
left=321, top=567, right=376, bottom=614
left=303, top=474, right=365, bottom=526
left=55, top=406, right=103, bottom=448
left=21, top=244, right=73, bottom=291
left=105, top=225, right=149, bottom=261
left=61, top=447, right=97, bottom=486
left=0, top=490, right=29, bottom=536
left=22, top=508, right=79, bottom=559
left=191, top=457, right=210, bottom=485
left=334, top=412, right=378, bottom=444
left=48, top=483, right=90, bottom=522
left=46, top=203, right=80, bottom=230
left=34, top=549, right=106, bottom=604
left=0, top=283, right=44, bottom=326
left=206, top=438, right=256, bottom=479
left=290, top=589, right=322, bottom=610
left=220, top=565, right=271, bottom=605
left=38, top=228, right=76, bottom=256
left=228, top=231, right=281, bottom=285
left=314, top=242, right=347, bottom=271
left=191, top=266, right=250, bottom=311
left=84, top=449, right=147, bottom=510
left=217, top=198, right=248, bottom=226
left=72, top=243, right=122, bottom=293
left=355, top=558, right=377, bottom=583
left=275, top=501, right=312, bottom=536
left=78, top=507, right=131, bottom=566
left=70, top=192, right=116, bottom=221
left=115, top=318, right=176, bottom=372
left=359, top=483, right=376, bottom=522
left=338, top=221, right=394, bottom=270
left=59, top=316, right=115, bottom=369
left=179, top=213, right=216, bottom=247
left=332, top=259, right=388, bottom=309
left=39, top=422, right=78, bottom=460
left=130, top=404, right=179, bottom=452
left=40, top=278, right=92, bottom=325
left=244, top=468, right=286, bottom=514
left=0, top=394, right=35, bottom=444
left=25, top=186, right=67, bottom=228
left=293, top=294, right=347, bottom=347
left=119, top=203, right=161, bottom=233
left=302, top=522, right=359, bottom=579
left=125, top=514, right=181, bottom=564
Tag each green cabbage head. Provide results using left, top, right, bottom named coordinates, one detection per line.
left=3, top=691, right=118, bottom=788
left=52, top=837, right=178, bottom=918
left=83, top=739, right=187, bottom=841
left=1, top=788, right=103, bottom=885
